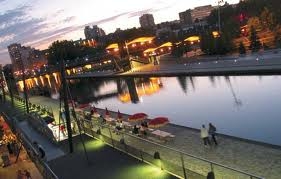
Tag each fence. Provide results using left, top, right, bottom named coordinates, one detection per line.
left=1, top=112, right=59, bottom=179
left=80, top=118, right=264, bottom=179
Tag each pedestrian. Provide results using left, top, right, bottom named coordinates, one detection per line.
left=200, top=125, right=210, bottom=146
left=60, top=109, right=66, bottom=123
left=17, top=169, right=25, bottom=179
left=24, top=169, right=32, bottom=179
left=33, top=141, right=46, bottom=161
left=209, top=123, right=218, bottom=145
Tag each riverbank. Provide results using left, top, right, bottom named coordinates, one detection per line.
left=28, top=95, right=281, bottom=179
left=67, top=50, right=281, bottom=79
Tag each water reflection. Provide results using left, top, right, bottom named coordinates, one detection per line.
left=18, top=74, right=281, bottom=145
left=177, top=76, right=187, bottom=94
left=224, top=76, right=243, bottom=108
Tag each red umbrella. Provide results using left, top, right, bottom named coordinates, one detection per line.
left=117, top=110, right=123, bottom=120
left=91, top=106, right=100, bottom=118
left=0, top=121, right=9, bottom=130
left=91, top=106, right=97, bottom=113
left=68, top=100, right=75, bottom=105
left=148, top=117, right=169, bottom=128
left=78, top=103, right=90, bottom=109
left=128, top=113, right=148, bottom=122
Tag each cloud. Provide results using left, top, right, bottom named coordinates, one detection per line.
left=0, top=34, right=15, bottom=43
left=127, top=8, right=154, bottom=18
left=61, top=16, right=76, bottom=23
left=85, top=12, right=131, bottom=26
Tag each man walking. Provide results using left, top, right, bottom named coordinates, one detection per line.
left=200, top=125, right=211, bottom=146
left=209, top=123, right=218, bottom=145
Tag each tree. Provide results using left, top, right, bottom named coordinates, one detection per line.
left=239, top=42, right=246, bottom=54
left=249, top=26, right=261, bottom=52
left=247, top=17, right=262, bottom=32
left=48, top=40, right=80, bottom=65
left=274, top=31, right=281, bottom=48
left=200, top=30, right=216, bottom=55
left=260, top=7, right=275, bottom=31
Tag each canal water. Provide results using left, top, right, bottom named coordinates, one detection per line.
left=19, top=75, right=281, bottom=146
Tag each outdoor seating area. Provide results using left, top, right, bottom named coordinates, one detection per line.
left=72, top=103, right=175, bottom=143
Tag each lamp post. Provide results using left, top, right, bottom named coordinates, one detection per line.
left=217, top=0, right=224, bottom=34
left=125, top=41, right=133, bottom=70
left=59, top=48, right=73, bottom=153
left=20, top=58, right=29, bottom=113
left=0, top=67, right=6, bottom=103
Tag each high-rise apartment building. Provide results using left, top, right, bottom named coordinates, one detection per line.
left=7, top=43, right=47, bottom=73
left=179, top=10, right=193, bottom=25
left=8, top=43, right=32, bottom=72
left=139, top=14, right=155, bottom=29
left=84, top=25, right=106, bottom=40
left=191, top=5, right=213, bottom=22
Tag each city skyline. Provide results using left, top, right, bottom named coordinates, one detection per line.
left=0, top=0, right=239, bottom=64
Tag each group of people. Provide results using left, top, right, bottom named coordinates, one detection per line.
left=17, top=169, right=31, bottom=179
left=114, top=119, right=123, bottom=134
left=132, top=121, right=148, bottom=136
left=200, top=123, right=218, bottom=146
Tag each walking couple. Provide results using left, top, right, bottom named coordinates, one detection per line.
left=200, top=123, right=218, bottom=146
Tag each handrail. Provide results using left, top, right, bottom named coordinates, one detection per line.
left=82, top=119, right=264, bottom=179
left=1, top=112, right=59, bottom=179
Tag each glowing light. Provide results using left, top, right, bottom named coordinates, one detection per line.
left=45, top=74, right=51, bottom=87
left=18, top=81, right=24, bottom=91
left=33, top=77, right=39, bottom=86
left=53, top=73, right=59, bottom=84
left=84, top=64, right=92, bottom=69
left=117, top=164, right=168, bottom=179
left=106, top=43, right=118, bottom=50
left=212, top=31, right=220, bottom=38
left=127, top=37, right=155, bottom=45
left=66, top=69, right=71, bottom=75
left=39, top=76, right=44, bottom=86
left=184, top=36, right=200, bottom=42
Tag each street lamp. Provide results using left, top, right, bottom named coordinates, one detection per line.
left=217, top=0, right=224, bottom=34
left=19, top=55, right=29, bottom=113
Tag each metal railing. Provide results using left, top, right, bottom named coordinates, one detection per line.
left=1, top=112, right=59, bottom=179
left=80, top=118, right=264, bottom=179
left=3, top=96, right=265, bottom=179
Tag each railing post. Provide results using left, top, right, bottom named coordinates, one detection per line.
left=140, top=149, right=143, bottom=162
left=108, top=128, right=115, bottom=148
left=180, top=153, right=187, bottom=179
left=210, top=162, right=214, bottom=172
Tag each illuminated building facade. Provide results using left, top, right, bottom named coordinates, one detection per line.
left=139, top=14, right=155, bottom=29
left=84, top=25, right=106, bottom=40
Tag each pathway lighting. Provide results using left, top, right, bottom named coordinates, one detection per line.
left=154, top=151, right=160, bottom=159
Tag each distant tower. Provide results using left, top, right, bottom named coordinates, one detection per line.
left=7, top=43, right=32, bottom=73
left=84, top=25, right=106, bottom=40
left=179, top=9, right=193, bottom=25
left=139, top=14, right=155, bottom=29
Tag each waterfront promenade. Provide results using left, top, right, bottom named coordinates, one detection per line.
left=0, top=98, right=178, bottom=179
left=28, top=96, right=281, bottom=179
left=67, top=49, right=281, bottom=79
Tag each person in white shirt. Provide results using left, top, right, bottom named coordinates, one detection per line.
left=200, top=125, right=211, bottom=146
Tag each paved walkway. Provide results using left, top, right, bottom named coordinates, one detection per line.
left=0, top=100, right=65, bottom=163
left=0, top=115, right=43, bottom=179
left=29, top=96, right=281, bottom=179
left=1, top=98, right=179, bottom=179
left=49, top=135, right=179, bottom=179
